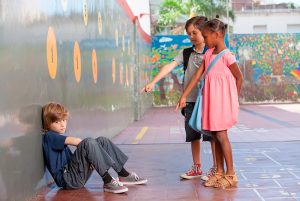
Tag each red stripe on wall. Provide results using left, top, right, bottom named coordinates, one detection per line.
left=117, top=0, right=136, bottom=22
left=137, top=22, right=151, bottom=43
left=117, top=0, right=151, bottom=44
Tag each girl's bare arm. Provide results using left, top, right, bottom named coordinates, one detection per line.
left=229, top=63, right=243, bottom=96
left=176, top=62, right=205, bottom=109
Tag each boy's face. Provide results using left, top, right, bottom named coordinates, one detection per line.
left=186, top=24, right=204, bottom=46
left=49, top=119, right=67, bottom=134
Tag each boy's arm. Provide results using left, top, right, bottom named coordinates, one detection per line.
left=141, top=61, right=179, bottom=93
left=229, top=63, right=243, bottom=96
left=65, top=136, right=82, bottom=146
left=176, top=62, right=205, bottom=110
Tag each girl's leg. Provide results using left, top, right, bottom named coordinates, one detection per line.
left=215, top=130, right=234, bottom=175
left=210, top=140, right=217, bottom=168
left=214, top=130, right=238, bottom=189
left=204, top=132, right=224, bottom=187
left=213, top=132, right=225, bottom=174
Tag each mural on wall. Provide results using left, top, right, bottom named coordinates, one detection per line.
left=150, top=35, right=191, bottom=105
left=151, top=34, right=300, bottom=105
left=231, top=33, right=300, bottom=103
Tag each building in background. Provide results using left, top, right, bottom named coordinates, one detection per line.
left=232, top=0, right=255, bottom=11
left=232, top=0, right=300, bottom=33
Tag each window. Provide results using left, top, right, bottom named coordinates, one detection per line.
left=287, top=24, right=300, bottom=33
left=253, top=25, right=267, bottom=33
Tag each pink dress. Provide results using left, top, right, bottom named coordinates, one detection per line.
left=202, top=48, right=239, bottom=131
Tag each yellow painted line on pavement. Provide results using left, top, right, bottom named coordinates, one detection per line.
left=132, top=127, right=148, bottom=144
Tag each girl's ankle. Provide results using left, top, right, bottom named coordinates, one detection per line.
left=226, top=171, right=236, bottom=176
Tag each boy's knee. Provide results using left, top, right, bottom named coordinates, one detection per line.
left=82, top=137, right=97, bottom=147
left=96, top=136, right=110, bottom=144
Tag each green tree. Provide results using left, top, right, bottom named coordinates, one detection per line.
left=153, top=0, right=235, bottom=35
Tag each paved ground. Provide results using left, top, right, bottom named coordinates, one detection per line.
left=35, top=104, right=300, bottom=201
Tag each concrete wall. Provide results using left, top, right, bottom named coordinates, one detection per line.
left=0, top=0, right=152, bottom=200
left=233, top=9, right=300, bottom=34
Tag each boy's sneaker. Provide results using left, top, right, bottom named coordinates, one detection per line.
left=201, top=167, right=217, bottom=181
left=118, top=172, right=148, bottom=185
left=180, top=164, right=202, bottom=179
left=103, top=178, right=128, bottom=194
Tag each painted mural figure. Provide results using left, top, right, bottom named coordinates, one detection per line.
left=177, top=18, right=243, bottom=189
left=142, top=16, right=218, bottom=181
left=41, top=102, right=147, bottom=194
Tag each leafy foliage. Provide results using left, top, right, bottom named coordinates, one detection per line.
left=154, top=0, right=235, bottom=34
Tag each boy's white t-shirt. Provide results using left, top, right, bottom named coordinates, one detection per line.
left=174, top=48, right=204, bottom=102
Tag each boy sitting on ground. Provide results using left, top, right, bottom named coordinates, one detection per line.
left=42, top=102, right=147, bottom=194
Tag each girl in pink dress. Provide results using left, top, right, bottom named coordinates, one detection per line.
left=177, top=18, right=243, bottom=189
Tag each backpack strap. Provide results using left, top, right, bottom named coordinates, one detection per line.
left=183, top=47, right=194, bottom=72
left=183, top=46, right=208, bottom=72
left=202, top=48, right=229, bottom=79
left=198, top=48, right=229, bottom=93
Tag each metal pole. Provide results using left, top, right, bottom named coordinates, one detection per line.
left=226, top=0, right=230, bottom=49
left=133, top=17, right=141, bottom=121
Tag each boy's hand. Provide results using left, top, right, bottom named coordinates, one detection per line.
left=140, top=83, right=154, bottom=93
left=175, top=96, right=186, bottom=111
left=65, top=137, right=82, bottom=146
